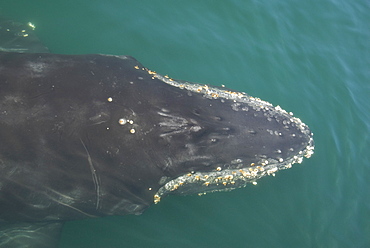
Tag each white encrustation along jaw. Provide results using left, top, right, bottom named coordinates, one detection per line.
left=153, top=134, right=313, bottom=204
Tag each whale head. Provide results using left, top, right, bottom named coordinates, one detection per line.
left=128, top=71, right=315, bottom=203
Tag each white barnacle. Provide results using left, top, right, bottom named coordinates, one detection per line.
left=28, top=22, right=36, bottom=30
left=267, top=167, right=278, bottom=175
left=154, top=194, right=161, bottom=204
left=130, top=128, right=136, bottom=134
left=118, top=118, right=127, bottom=125
left=171, top=184, right=179, bottom=191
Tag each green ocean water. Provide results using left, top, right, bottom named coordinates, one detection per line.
left=1, top=0, right=369, bottom=247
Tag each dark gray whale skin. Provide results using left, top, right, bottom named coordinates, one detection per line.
left=0, top=19, right=314, bottom=248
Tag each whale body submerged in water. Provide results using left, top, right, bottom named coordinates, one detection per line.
left=0, top=18, right=314, bottom=247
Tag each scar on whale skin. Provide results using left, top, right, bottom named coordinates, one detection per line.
left=80, top=138, right=101, bottom=210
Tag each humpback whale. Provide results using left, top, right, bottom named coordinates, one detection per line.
left=0, top=18, right=314, bottom=247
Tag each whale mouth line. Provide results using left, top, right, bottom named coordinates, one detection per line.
left=154, top=135, right=314, bottom=203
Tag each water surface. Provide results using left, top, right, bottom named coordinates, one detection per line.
left=1, top=0, right=369, bottom=247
